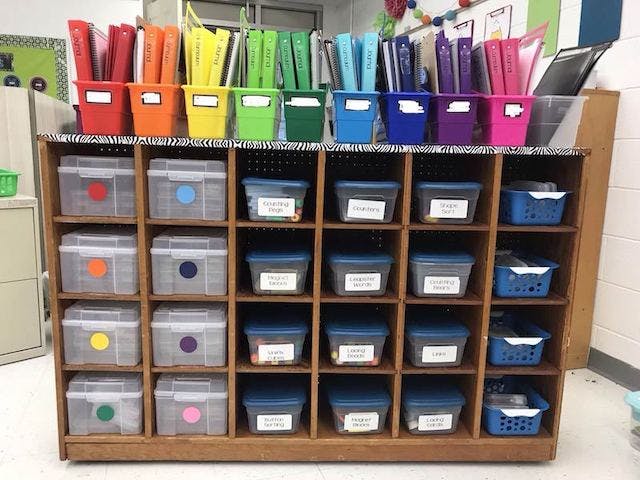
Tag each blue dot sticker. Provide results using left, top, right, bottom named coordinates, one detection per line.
left=176, top=185, right=196, bottom=204
left=179, top=261, right=198, bottom=279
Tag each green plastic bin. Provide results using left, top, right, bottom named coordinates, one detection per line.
left=233, top=87, right=281, bottom=141
left=283, top=89, right=326, bottom=142
left=0, top=169, right=19, bottom=197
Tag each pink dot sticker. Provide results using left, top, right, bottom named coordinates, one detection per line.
left=182, top=406, right=201, bottom=424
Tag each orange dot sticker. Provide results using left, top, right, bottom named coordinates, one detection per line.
left=90, top=332, right=110, bottom=351
left=87, top=258, right=108, bottom=278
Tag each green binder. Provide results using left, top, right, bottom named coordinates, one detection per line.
left=261, top=30, right=278, bottom=88
left=247, top=29, right=263, bottom=88
left=291, top=31, right=311, bottom=90
left=277, top=31, right=297, bottom=90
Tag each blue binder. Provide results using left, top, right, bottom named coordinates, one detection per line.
left=335, top=33, right=358, bottom=91
left=394, top=35, right=414, bottom=92
left=360, top=32, right=379, bottom=92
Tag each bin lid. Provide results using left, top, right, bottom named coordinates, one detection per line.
left=245, top=250, right=311, bottom=263
left=409, top=251, right=475, bottom=264
left=154, top=373, right=228, bottom=399
left=243, top=314, right=308, bottom=335
left=151, top=227, right=227, bottom=252
left=415, top=181, right=482, bottom=190
left=334, top=180, right=401, bottom=190
left=60, top=226, right=137, bottom=251
left=242, top=381, right=307, bottom=407
left=405, top=314, right=470, bottom=338
left=324, top=313, right=390, bottom=337
left=403, top=380, right=466, bottom=408
left=241, top=177, right=310, bottom=189
left=151, top=302, right=227, bottom=327
left=149, top=158, right=226, bottom=175
left=66, top=372, right=142, bottom=399
left=327, top=252, right=394, bottom=265
left=60, top=155, right=134, bottom=172
left=62, top=300, right=140, bottom=326
left=326, top=379, right=391, bottom=408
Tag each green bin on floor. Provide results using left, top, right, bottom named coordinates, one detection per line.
left=283, top=89, right=326, bottom=142
left=233, top=87, right=280, bottom=141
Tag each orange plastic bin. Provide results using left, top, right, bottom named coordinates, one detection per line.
left=74, top=81, right=132, bottom=135
left=127, top=83, right=183, bottom=137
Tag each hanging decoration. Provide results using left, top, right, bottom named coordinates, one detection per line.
left=384, top=0, right=408, bottom=19
left=373, top=11, right=398, bottom=39
left=407, top=0, right=476, bottom=28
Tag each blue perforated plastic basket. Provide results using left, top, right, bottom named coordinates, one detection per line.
left=499, top=190, right=570, bottom=225
left=488, top=313, right=551, bottom=366
left=483, top=376, right=549, bottom=436
left=493, top=254, right=559, bottom=298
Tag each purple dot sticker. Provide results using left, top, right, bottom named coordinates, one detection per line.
left=182, top=406, right=201, bottom=424
left=179, top=261, right=198, bottom=279
left=179, top=335, right=198, bottom=353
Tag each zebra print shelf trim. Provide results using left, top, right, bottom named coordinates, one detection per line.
left=38, top=134, right=585, bottom=156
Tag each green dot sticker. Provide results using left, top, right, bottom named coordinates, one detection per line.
left=96, top=405, right=115, bottom=422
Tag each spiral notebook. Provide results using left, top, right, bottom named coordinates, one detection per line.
left=88, top=24, right=108, bottom=81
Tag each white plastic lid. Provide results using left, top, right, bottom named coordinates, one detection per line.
left=148, top=158, right=226, bottom=179
left=151, top=302, right=227, bottom=329
left=66, top=372, right=142, bottom=399
left=154, top=373, right=228, bottom=399
left=150, top=227, right=227, bottom=254
left=59, top=226, right=137, bottom=252
left=62, top=300, right=140, bottom=327
left=60, top=155, right=134, bottom=171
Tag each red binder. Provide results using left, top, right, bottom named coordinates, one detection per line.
left=500, top=38, right=521, bottom=95
left=111, top=24, right=136, bottom=83
left=484, top=39, right=505, bottom=95
left=68, top=20, right=93, bottom=81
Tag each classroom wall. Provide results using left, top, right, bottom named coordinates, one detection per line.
left=351, top=0, right=640, bottom=369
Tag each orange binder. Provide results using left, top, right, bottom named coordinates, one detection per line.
left=143, top=25, right=164, bottom=84
left=68, top=20, right=93, bottom=81
left=111, top=24, right=136, bottom=83
left=160, top=25, right=180, bottom=84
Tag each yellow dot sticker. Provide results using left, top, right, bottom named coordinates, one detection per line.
left=90, top=332, right=110, bottom=351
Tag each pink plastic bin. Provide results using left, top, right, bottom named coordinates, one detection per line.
left=477, top=95, right=536, bottom=146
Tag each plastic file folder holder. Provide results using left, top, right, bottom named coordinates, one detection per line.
left=380, top=92, right=431, bottom=145
left=74, top=81, right=132, bottom=135
left=333, top=91, right=380, bottom=144
left=477, top=95, right=536, bottom=146
left=182, top=85, right=232, bottom=139
left=127, top=83, right=183, bottom=137
left=283, top=89, right=327, bottom=142
left=429, top=94, right=479, bottom=145
left=233, top=88, right=281, bottom=141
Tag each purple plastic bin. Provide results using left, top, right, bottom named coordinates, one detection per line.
left=477, top=95, right=536, bottom=146
left=429, top=94, right=479, bottom=145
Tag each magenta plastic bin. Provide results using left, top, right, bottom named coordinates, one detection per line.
left=429, top=94, right=479, bottom=145
left=477, top=95, right=536, bottom=146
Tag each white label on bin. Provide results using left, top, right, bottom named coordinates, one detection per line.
left=398, top=100, right=423, bottom=114
left=430, top=199, right=468, bottom=219
left=347, top=199, right=386, bottom=221
left=193, top=94, right=218, bottom=107
left=286, top=96, right=321, bottom=107
left=344, top=412, right=379, bottom=432
left=85, top=90, right=112, bottom=104
left=141, top=92, right=161, bottom=105
left=423, top=276, right=461, bottom=295
left=418, top=414, right=453, bottom=431
left=258, top=197, right=295, bottom=217
left=260, top=272, right=297, bottom=291
left=504, top=102, right=524, bottom=118
left=345, top=273, right=381, bottom=292
left=257, top=414, right=292, bottom=431
left=345, top=99, right=371, bottom=111
left=258, top=343, right=295, bottom=362
left=422, top=345, right=458, bottom=364
left=339, top=344, right=374, bottom=363
left=242, top=95, right=271, bottom=107
left=447, top=101, right=471, bottom=113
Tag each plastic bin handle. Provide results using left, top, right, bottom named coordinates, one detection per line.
left=78, top=248, right=115, bottom=259
left=241, top=95, right=271, bottom=108
left=82, top=324, right=117, bottom=332
left=528, top=192, right=568, bottom=200
left=508, top=267, right=550, bottom=275
left=167, top=172, right=205, bottom=182
left=77, top=168, right=116, bottom=179
left=286, top=97, right=321, bottom=108
left=170, top=325, right=205, bottom=333
left=174, top=393, right=208, bottom=402
left=170, top=250, right=207, bottom=260
left=345, top=98, right=371, bottom=111
left=499, top=408, right=541, bottom=418
left=85, top=392, right=124, bottom=402
left=503, top=337, right=543, bottom=346
left=398, top=100, right=424, bottom=114
left=85, top=90, right=113, bottom=104
left=446, top=100, right=471, bottom=113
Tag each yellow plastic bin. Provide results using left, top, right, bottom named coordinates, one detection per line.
left=182, top=85, right=232, bottom=139
left=233, top=87, right=280, bottom=141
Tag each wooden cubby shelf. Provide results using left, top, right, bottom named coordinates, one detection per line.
left=39, top=135, right=589, bottom=462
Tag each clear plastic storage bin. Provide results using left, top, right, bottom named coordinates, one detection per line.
left=526, top=95, right=587, bottom=147
left=155, top=373, right=228, bottom=435
left=151, top=228, right=228, bottom=295
left=404, top=313, right=470, bottom=367
left=324, top=313, right=389, bottom=366
left=409, top=251, right=475, bottom=298
left=326, top=379, right=391, bottom=434
left=244, top=313, right=308, bottom=366
left=414, top=181, right=482, bottom=224
left=62, top=301, right=141, bottom=366
left=245, top=250, right=311, bottom=295
left=402, top=379, right=466, bottom=434
left=148, top=158, right=227, bottom=220
left=241, top=177, right=310, bottom=222
left=326, top=253, right=394, bottom=297
left=151, top=303, right=227, bottom=366
left=59, top=226, right=138, bottom=294
left=334, top=180, right=401, bottom=223
left=625, top=391, right=640, bottom=452
left=58, top=155, right=135, bottom=217
left=243, top=381, right=306, bottom=434
left=66, top=372, right=143, bottom=435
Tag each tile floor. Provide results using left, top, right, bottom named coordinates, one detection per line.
left=1, top=336, right=639, bottom=480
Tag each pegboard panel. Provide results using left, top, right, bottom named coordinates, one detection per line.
left=53, top=143, right=135, bottom=157
left=412, top=154, right=489, bottom=182
left=325, top=151, right=404, bottom=180
left=409, top=230, right=480, bottom=251
left=238, top=149, right=317, bottom=178
left=145, top=145, right=228, bottom=162
left=323, top=229, right=396, bottom=253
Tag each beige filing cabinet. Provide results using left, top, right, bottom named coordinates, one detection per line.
left=0, top=195, right=46, bottom=364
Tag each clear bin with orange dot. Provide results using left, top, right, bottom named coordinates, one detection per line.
left=58, top=226, right=139, bottom=294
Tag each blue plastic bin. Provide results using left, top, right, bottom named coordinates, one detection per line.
left=500, top=190, right=571, bottom=225
left=483, top=376, right=549, bottom=436
left=493, top=253, right=559, bottom=298
left=243, top=380, right=306, bottom=434
left=327, top=252, right=394, bottom=296
left=488, top=312, right=551, bottom=366
left=326, top=378, right=391, bottom=434
left=324, top=313, right=390, bottom=366
left=380, top=92, right=431, bottom=144
left=244, top=313, right=308, bottom=366
left=333, top=91, right=380, bottom=143
left=404, top=313, right=470, bottom=367
left=402, top=379, right=466, bottom=434
left=246, top=250, right=311, bottom=295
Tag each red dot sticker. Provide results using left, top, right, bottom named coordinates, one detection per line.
left=87, top=181, right=108, bottom=201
